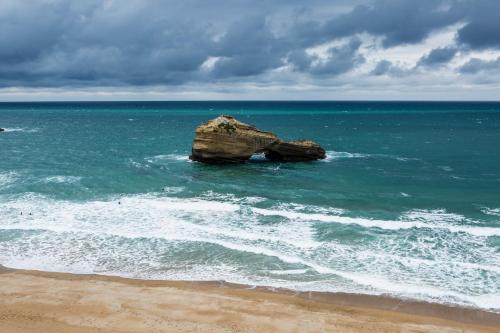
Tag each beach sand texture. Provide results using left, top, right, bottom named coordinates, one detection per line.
left=0, top=267, right=498, bottom=333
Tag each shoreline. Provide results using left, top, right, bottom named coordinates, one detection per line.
left=1, top=265, right=499, bottom=332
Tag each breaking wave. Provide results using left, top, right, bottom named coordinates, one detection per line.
left=1, top=127, right=38, bottom=133
left=146, top=154, right=190, bottom=162
left=0, top=171, right=19, bottom=187
left=482, top=207, right=500, bottom=217
left=323, top=151, right=418, bottom=162
left=0, top=192, right=499, bottom=310
left=42, top=176, right=82, bottom=184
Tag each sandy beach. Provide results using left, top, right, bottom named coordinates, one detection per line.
left=0, top=266, right=498, bottom=333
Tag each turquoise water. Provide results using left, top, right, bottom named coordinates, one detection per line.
left=1, top=101, right=499, bottom=310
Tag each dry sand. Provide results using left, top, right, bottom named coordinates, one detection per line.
left=0, top=266, right=499, bottom=333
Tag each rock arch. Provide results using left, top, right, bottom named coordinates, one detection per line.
left=190, top=116, right=326, bottom=164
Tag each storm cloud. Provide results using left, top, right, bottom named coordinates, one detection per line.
left=288, top=37, right=365, bottom=76
left=456, top=0, right=500, bottom=49
left=0, top=0, right=500, bottom=99
left=459, top=57, right=500, bottom=74
left=417, top=47, right=458, bottom=67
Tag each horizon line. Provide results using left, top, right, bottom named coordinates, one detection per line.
left=1, top=100, right=500, bottom=103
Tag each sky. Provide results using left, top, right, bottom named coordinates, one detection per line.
left=1, top=0, right=500, bottom=101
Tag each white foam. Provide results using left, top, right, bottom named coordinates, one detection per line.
left=438, top=165, right=454, bottom=172
left=200, top=190, right=267, bottom=205
left=323, top=151, right=418, bottom=163
left=0, top=171, right=18, bottom=186
left=321, top=270, right=500, bottom=310
left=3, top=245, right=497, bottom=310
left=2, top=127, right=38, bottom=133
left=481, top=207, right=500, bottom=217
left=252, top=207, right=500, bottom=237
left=348, top=244, right=500, bottom=275
left=401, top=209, right=466, bottom=223
left=2, top=193, right=498, bottom=238
left=42, top=176, right=82, bottom=184
left=128, top=160, right=150, bottom=169
left=268, top=269, right=310, bottom=275
left=147, top=154, right=190, bottom=162
left=0, top=193, right=318, bottom=249
left=162, top=186, right=185, bottom=194
left=1, top=193, right=499, bottom=311
left=177, top=239, right=500, bottom=309
left=323, top=151, right=370, bottom=161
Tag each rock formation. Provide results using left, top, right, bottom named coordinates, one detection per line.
left=190, top=116, right=326, bottom=164
left=190, top=116, right=278, bottom=163
left=265, top=140, right=326, bottom=162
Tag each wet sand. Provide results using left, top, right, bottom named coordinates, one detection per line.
left=0, top=265, right=498, bottom=333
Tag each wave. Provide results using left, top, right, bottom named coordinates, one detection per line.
left=146, top=154, right=190, bottom=162
left=1, top=192, right=498, bottom=239
left=2, top=192, right=499, bottom=239
left=323, top=150, right=418, bottom=162
left=324, top=151, right=370, bottom=160
left=438, top=165, right=454, bottom=172
left=0, top=193, right=319, bottom=250
left=162, top=186, right=185, bottom=194
left=1, top=223, right=497, bottom=310
left=42, top=176, right=82, bottom=184
left=481, top=207, right=500, bottom=217
left=143, top=151, right=415, bottom=165
left=252, top=207, right=500, bottom=237
left=1, top=127, right=38, bottom=133
left=0, top=192, right=499, bottom=310
left=268, top=269, right=310, bottom=275
left=128, top=154, right=191, bottom=170
left=0, top=171, right=19, bottom=187
left=200, top=191, right=268, bottom=205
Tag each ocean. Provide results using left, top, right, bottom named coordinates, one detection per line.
left=1, top=101, right=499, bottom=311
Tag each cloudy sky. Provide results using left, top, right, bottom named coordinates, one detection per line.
left=1, top=0, right=500, bottom=101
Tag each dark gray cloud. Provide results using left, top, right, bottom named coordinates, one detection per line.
left=211, top=17, right=287, bottom=77
left=371, top=60, right=393, bottom=76
left=459, top=57, right=500, bottom=74
left=287, top=37, right=364, bottom=76
left=287, top=49, right=313, bottom=72
left=417, top=47, right=458, bottom=67
left=0, top=0, right=499, bottom=90
left=320, top=0, right=459, bottom=48
left=370, top=60, right=411, bottom=77
left=456, top=0, right=500, bottom=49
left=0, top=1, right=66, bottom=64
left=0, top=0, right=217, bottom=86
left=310, top=38, right=365, bottom=76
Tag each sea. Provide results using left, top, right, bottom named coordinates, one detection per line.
left=1, top=101, right=499, bottom=311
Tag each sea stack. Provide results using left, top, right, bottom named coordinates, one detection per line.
left=190, top=116, right=326, bottom=164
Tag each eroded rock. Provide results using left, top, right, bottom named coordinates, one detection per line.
left=190, top=116, right=279, bottom=163
left=265, top=140, right=326, bottom=162
left=190, top=116, right=325, bottom=164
